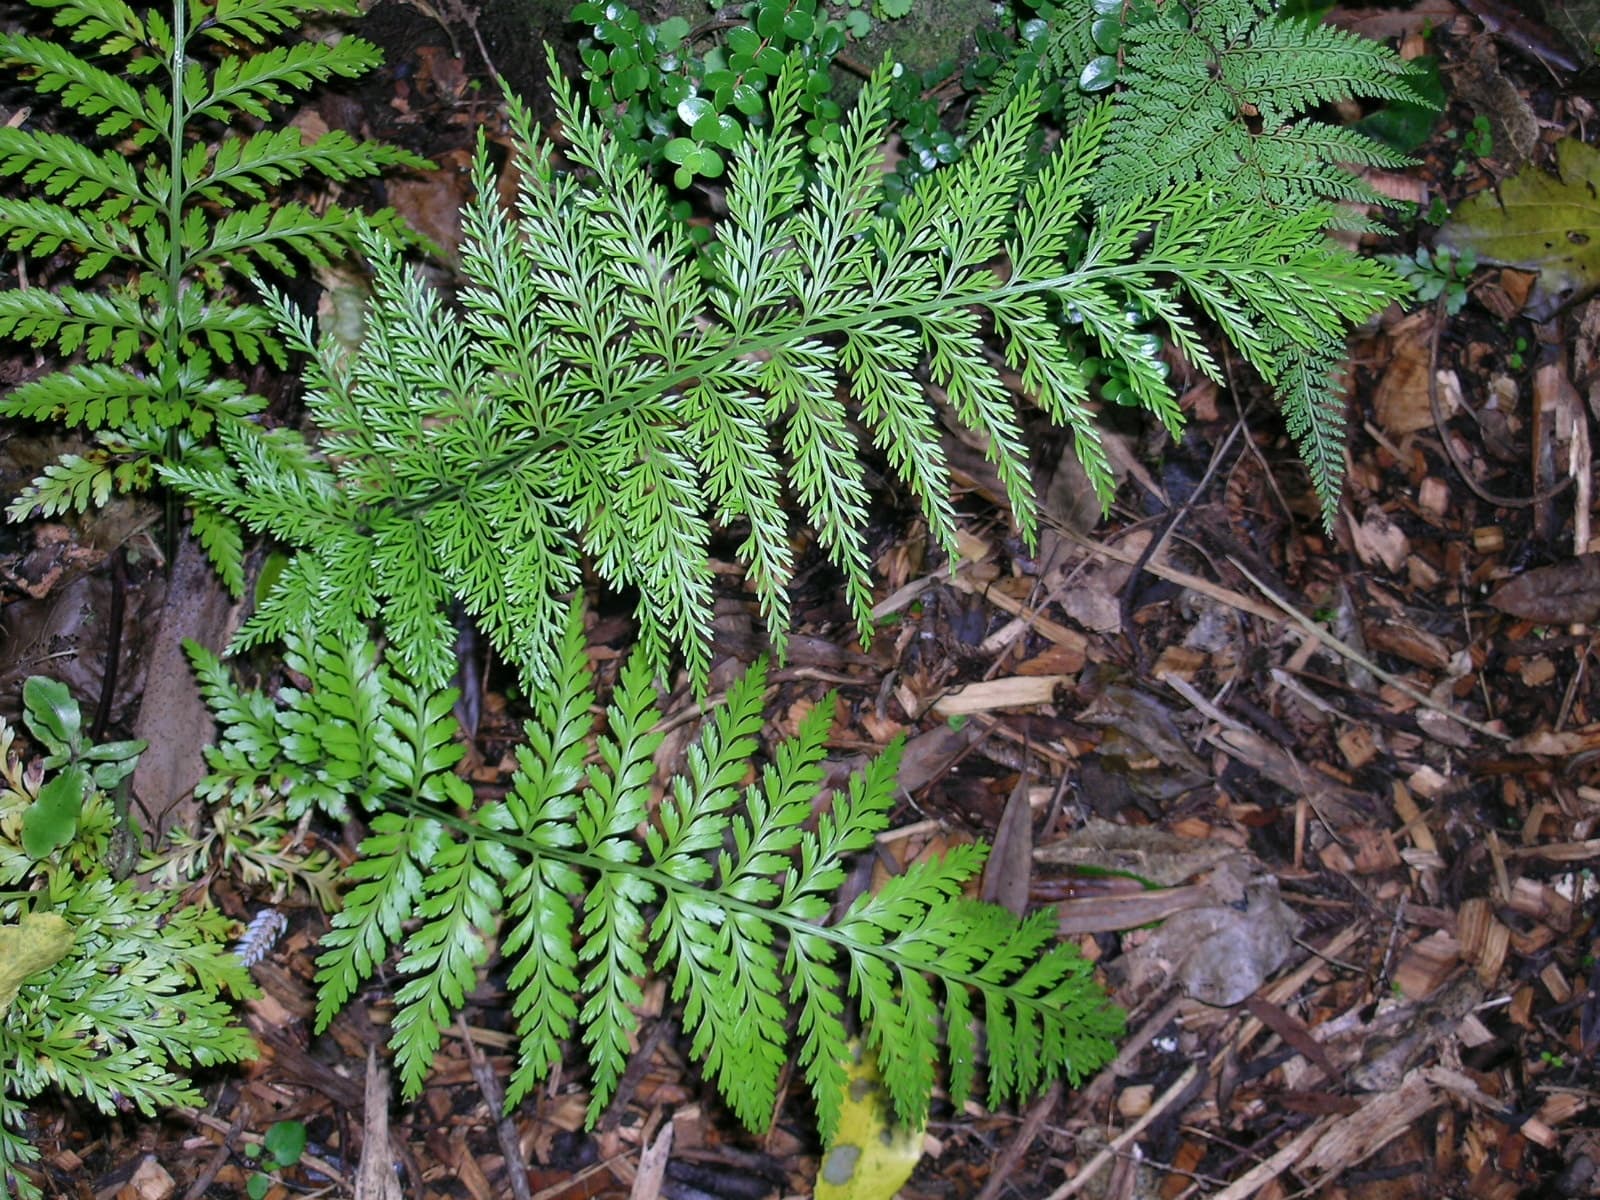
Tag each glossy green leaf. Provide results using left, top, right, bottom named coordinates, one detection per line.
left=1079, top=54, right=1117, bottom=92
left=22, top=675, right=79, bottom=759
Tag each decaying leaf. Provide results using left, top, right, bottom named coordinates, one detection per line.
left=0, top=912, right=74, bottom=1018
left=816, top=1044, right=925, bottom=1200
left=1489, top=554, right=1600, bottom=625
left=1439, top=138, right=1600, bottom=319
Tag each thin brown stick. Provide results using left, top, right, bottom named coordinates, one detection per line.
left=459, top=1016, right=534, bottom=1200
left=1044, top=1063, right=1200, bottom=1200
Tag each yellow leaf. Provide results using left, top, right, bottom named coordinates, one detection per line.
left=815, top=1044, right=926, bottom=1200
left=1439, top=138, right=1600, bottom=318
left=0, top=912, right=75, bottom=1018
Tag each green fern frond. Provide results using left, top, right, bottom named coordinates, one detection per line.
left=199, top=0, right=364, bottom=47
left=0, top=32, right=149, bottom=138
left=0, top=129, right=144, bottom=217
left=178, top=43, right=1405, bottom=688
left=197, top=39, right=385, bottom=121
left=0, top=197, right=126, bottom=268
left=5, top=453, right=119, bottom=518
left=197, top=611, right=1122, bottom=1138
left=0, top=286, right=148, bottom=361
left=2, top=685, right=256, bottom=1200
left=1094, top=0, right=1423, bottom=207
left=31, top=0, right=148, bottom=53
left=1, top=0, right=419, bottom=554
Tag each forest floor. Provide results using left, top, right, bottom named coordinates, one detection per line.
left=5, top=1, right=1600, bottom=1198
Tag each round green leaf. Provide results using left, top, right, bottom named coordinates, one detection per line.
left=731, top=82, right=764, bottom=115
left=614, top=63, right=648, bottom=99
left=784, top=8, right=814, bottom=39
left=691, top=109, right=723, bottom=141
left=677, top=95, right=713, bottom=126
left=264, top=1121, right=308, bottom=1168
left=728, top=26, right=761, bottom=57
left=1079, top=55, right=1117, bottom=92
left=663, top=136, right=697, bottom=164
left=713, top=114, right=743, bottom=148
left=655, top=15, right=689, bottom=51
left=756, top=45, right=787, bottom=74
left=756, top=2, right=784, bottom=38
left=1091, top=16, right=1121, bottom=53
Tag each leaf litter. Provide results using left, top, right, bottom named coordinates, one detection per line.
left=4, top=2, right=1600, bottom=1199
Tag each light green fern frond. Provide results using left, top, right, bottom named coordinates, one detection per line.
left=1094, top=0, right=1422, bottom=210
left=179, top=45, right=1403, bottom=688
left=200, top=609, right=1123, bottom=1138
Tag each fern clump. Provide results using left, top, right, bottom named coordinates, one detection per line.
left=0, top=0, right=425, bottom=589
left=188, top=607, right=1123, bottom=1136
left=971, top=0, right=1427, bottom=526
left=0, top=680, right=256, bottom=1200
left=172, top=48, right=1407, bottom=691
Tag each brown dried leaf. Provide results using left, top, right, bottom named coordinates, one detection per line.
left=1489, top=554, right=1600, bottom=624
left=980, top=774, right=1033, bottom=916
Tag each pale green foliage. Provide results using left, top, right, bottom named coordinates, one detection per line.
left=973, top=0, right=1425, bottom=525
left=193, top=606, right=1124, bottom=1137
left=0, top=688, right=256, bottom=1200
left=173, top=47, right=1405, bottom=692
left=1096, top=0, right=1420, bottom=212
left=0, top=0, right=424, bottom=589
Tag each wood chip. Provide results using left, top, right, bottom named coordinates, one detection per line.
left=1457, top=897, right=1510, bottom=985
left=932, top=675, right=1067, bottom=715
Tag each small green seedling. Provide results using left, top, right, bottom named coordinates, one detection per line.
left=1382, top=246, right=1476, bottom=316
left=245, top=1120, right=307, bottom=1200
left=17, top=678, right=144, bottom=859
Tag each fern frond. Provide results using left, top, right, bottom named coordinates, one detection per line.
left=312, top=814, right=441, bottom=1029
left=2, top=362, right=163, bottom=430
left=391, top=828, right=513, bottom=1095
left=0, top=286, right=149, bottom=363
left=197, top=39, right=384, bottom=122
left=180, top=37, right=1409, bottom=686
left=199, top=0, right=363, bottom=46
left=6, top=453, right=118, bottom=518
left=195, top=128, right=425, bottom=204
left=1, top=0, right=415, bottom=541
left=0, top=197, right=128, bottom=272
left=1094, top=0, right=1423, bottom=208
left=31, top=0, right=147, bottom=53
left=245, top=623, right=1123, bottom=1137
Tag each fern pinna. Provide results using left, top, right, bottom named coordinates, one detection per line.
left=0, top=0, right=423, bottom=588
left=186, top=606, right=1124, bottom=1136
left=172, top=48, right=1408, bottom=693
